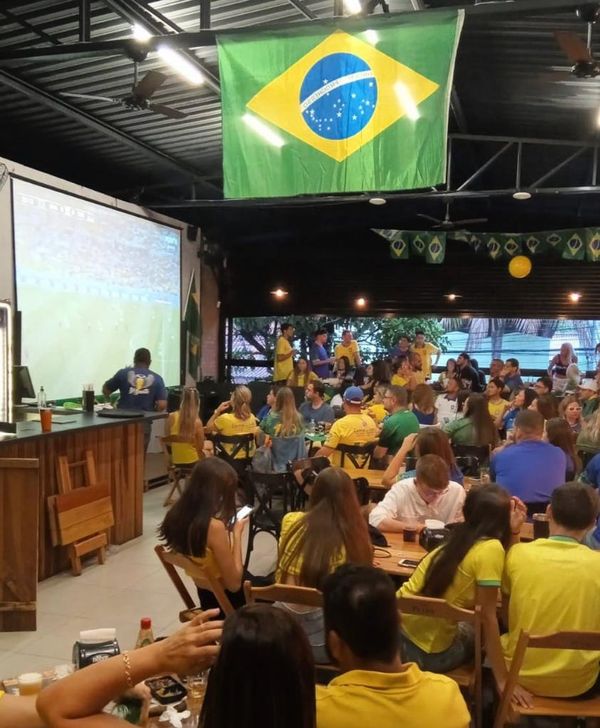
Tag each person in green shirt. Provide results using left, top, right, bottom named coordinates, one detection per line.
left=443, top=393, right=498, bottom=449
left=578, top=379, right=600, bottom=419
left=374, top=385, right=420, bottom=459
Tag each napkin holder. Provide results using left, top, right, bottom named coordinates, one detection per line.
left=73, top=628, right=120, bottom=669
left=419, top=519, right=450, bottom=552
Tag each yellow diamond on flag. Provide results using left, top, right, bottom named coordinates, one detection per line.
left=246, top=30, right=440, bottom=162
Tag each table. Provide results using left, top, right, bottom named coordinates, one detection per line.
left=344, top=467, right=387, bottom=491
left=305, top=432, right=326, bottom=456
left=373, top=522, right=534, bottom=579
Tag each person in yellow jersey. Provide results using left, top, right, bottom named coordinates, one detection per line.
left=316, top=386, right=379, bottom=467
left=391, top=355, right=417, bottom=391
left=498, top=482, right=600, bottom=704
left=364, top=385, right=387, bottom=424
left=410, top=329, right=440, bottom=380
left=273, top=322, right=297, bottom=384
left=205, top=385, right=258, bottom=458
left=334, top=329, right=362, bottom=369
left=165, top=386, right=204, bottom=464
left=317, top=564, right=470, bottom=728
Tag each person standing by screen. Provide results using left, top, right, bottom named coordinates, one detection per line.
left=311, top=329, right=335, bottom=380
left=273, top=322, right=296, bottom=385
left=103, top=347, right=167, bottom=450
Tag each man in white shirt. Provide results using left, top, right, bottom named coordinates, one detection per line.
left=369, top=454, right=465, bottom=531
left=435, top=377, right=461, bottom=427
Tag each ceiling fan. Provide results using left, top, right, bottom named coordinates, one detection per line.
left=60, top=64, right=188, bottom=119
left=553, top=4, right=600, bottom=79
left=417, top=202, right=487, bottom=231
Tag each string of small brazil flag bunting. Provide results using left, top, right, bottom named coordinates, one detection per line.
left=374, top=228, right=600, bottom=264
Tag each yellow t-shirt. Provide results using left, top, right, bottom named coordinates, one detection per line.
left=334, top=340, right=361, bottom=367
left=214, top=412, right=257, bottom=458
left=410, top=342, right=439, bottom=378
left=188, top=547, right=221, bottom=580
left=392, top=373, right=409, bottom=387
left=413, top=370, right=427, bottom=385
left=316, top=664, right=470, bottom=728
left=501, top=537, right=600, bottom=697
left=399, top=539, right=504, bottom=653
left=287, top=371, right=318, bottom=388
left=365, top=402, right=387, bottom=424
left=274, top=335, right=293, bottom=382
left=323, top=413, right=380, bottom=467
left=276, top=511, right=345, bottom=582
left=169, top=411, right=200, bottom=465
left=488, top=399, right=509, bottom=421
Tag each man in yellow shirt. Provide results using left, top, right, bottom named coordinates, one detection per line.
left=334, top=330, right=361, bottom=368
left=410, top=330, right=440, bottom=380
left=499, top=482, right=600, bottom=700
left=273, top=322, right=296, bottom=383
left=317, top=564, right=470, bottom=728
left=316, top=386, right=379, bottom=467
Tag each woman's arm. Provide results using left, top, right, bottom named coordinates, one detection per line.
left=194, top=419, right=205, bottom=458
left=37, top=612, right=222, bottom=728
left=207, top=518, right=247, bottom=592
left=382, top=433, right=418, bottom=487
left=205, top=402, right=230, bottom=434
left=0, top=695, right=43, bottom=728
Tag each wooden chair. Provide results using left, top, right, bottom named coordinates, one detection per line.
left=243, top=580, right=337, bottom=677
left=160, top=435, right=195, bottom=507
left=398, top=595, right=483, bottom=728
left=213, top=432, right=255, bottom=500
left=494, top=630, right=600, bottom=728
left=288, top=457, right=330, bottom=509
left=48, top=450, right=114, bottom=576
left=154, top=544, right=235, bottom=618
left=452, top=444, right=491, bottom=472
left=337, top=441, right=376, bottom=469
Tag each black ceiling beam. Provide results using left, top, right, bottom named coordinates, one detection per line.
left=0, top=0, right=588, bottom=62
left=287, top=0, right=318, bottom=20
left=103, top=0, right=220, bottom=94
left=0, top=7, right=62, bottom=47
left=79, top=0, right=91, bottom=42
left=0, top=68, right=221, bottom=196
left=200, top=0, right=210, bottom=29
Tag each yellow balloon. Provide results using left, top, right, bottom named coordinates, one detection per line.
left=508, top=255, right=532, bottom=279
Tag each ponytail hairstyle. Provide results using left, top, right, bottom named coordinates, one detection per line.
left=231, top=385, right=252, bottom=420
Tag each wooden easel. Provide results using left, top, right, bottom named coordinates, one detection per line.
left=47, top=450, right=114, bottom=576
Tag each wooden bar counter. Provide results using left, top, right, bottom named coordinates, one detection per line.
left=0, top=410, right=165, bottom=582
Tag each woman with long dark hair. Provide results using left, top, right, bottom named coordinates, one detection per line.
left=276, top=467, right=373, bottom=661
left=399, top=484, right=526, bottom=673
left=529, top=393, right=559, bottom=422
left=382, top=428, right=464, bottom=487
left=200, top=605, right=316, bottom=728
left=443, top=393, right=498, bottom=448
left=500, top=387, right=537, bottom=434
left=546, top=417, right=581, bottom=480
left=287, top=358, right=318, bottom=388
left=159, top=458, right=246, bottom=611
left=437, top=358, right=457, bottom=390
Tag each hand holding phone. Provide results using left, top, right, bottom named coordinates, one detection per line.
left=235, top=505, right=253, bottom=521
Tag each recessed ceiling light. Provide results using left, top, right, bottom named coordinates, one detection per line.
left=568, top=292, right=581, bottom=303
left=356, top=297, right=367, bottom=307
left=271, top=288, right=288, bottom=299
left=369, top=197, right=386, bottom=206
left=344, top=0, right=362, bottom=14
left=446, top=293, right=461, bottom=301
left=513, top=191, right=532, bottom=201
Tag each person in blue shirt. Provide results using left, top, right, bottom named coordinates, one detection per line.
left=579, top=453, right=600, bottom=549
left=103, top=347, right=167, bottom=450
left=310, top=329, right=334, bottom=380
left=491, top=410, right=566, bottom=515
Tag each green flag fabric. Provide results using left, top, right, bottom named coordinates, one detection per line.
left=377, top=229, right=446, bottom=264
left=217, top=12, right=464, bottom=198
left=184, top=274, right=200, bottom=380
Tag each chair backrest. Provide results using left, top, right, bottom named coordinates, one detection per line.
left=338, top=441, right=376, bottom=469
left=398, top=594, right=481, bottom=626
left=288, top=456, right=331, bottom=488
left=452, top=444, right=490, bottom=467
left=243, top=579, right=323, bottom=608
left=455, top=455, right=481, bottom=477
left=154, top=544, right=235, bottom=616
left=494, top=629, right=600, bottom=728
left=56, top=449, right=98, bottom=495
left=213, top=433, right=255, bottom=461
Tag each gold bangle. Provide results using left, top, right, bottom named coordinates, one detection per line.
left=122, top=651, right=134, bottom=689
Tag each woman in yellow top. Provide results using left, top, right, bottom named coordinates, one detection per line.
left=364, top=385, right=387, bottom=424
left=205, top=385, right=258, bottom=458
left=165, top=387, right=204, bottom=464
left=287, top=358, right=318, bottom=388
left=391, top=355, right=417, bottom=390
left=399, top=485, right=526, bottom=679
left=277, top=467, right=372, bottom=662
left=159, top=458, right=248, bottom=613
left=486, top=377, right=510, bottom=427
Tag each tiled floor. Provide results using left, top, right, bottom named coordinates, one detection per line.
left=0, top=483, right=278, bottom=678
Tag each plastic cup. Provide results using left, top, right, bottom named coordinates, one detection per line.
left=532, top=513, right=550, bottom=540
left=18, top=672, right=43, bottom=696
left=82, top=390, right=95, bottom=413
left=39, top=408, right=52, bottom=433
left=403, top=527, right=418, bottom=543
left=187, top=671, right=208, bottom=702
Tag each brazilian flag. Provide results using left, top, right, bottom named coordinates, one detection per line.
left=217, top=11, right=464, bottom=198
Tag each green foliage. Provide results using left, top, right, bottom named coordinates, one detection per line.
left=232, top=315, right=447, bottom=361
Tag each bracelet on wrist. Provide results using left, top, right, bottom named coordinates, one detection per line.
left=122, top=651, right=134, bottom=689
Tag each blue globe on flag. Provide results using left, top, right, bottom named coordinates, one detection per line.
left=300, top=53, right=378, bottom=140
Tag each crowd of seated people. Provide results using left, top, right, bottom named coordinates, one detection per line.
left=13, top=332, right=600, bottom=728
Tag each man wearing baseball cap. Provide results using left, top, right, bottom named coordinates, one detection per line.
left=316, top=386, right=379, bottom=468
left=578, top=379, right=599, bottom=419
